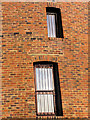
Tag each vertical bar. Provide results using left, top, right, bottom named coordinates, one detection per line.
left=50, top=68, right=54, bottom=90
left=38, top=68, right=41, bottom=90
left=45, top=68, right=48, bottom=90
left=49, top=15, right=51, bottom=37
left=49, top=15, right=52, bottom=37
left=40, top=94, right=43, bottom=114
left=51, top=94, right=54, bottom=113
left=47, top=68, right=49, bottom=90
left=52, top=15, right=54, bottom=37
left=44, top=68, right=46, bottom=90
left=41, top=94, right=44, bottom=113
left=50, top=94, right=52, bottom=113
left=47, top=94, right=49, bottom=113
left=47, top=15, right=50, bottom=37
left=41, top=68, right=43, bottom=90
left=53, top=15, right=55, bottom=37
left=51, top=15, right=53, bottom=37
left=48, top=15, right=50, bottom=37
left=48, top=68, right=51, bottom=90
left=36, top=68, right=39, bottom=90
left=53, top=15, right=56, bottom=37
left=44, top=94, right=47, bottom=113
left=51, top=15, right=52, bottom=37
left=54, top=14, right=56, bottom=37
left=44, top=94, right=45, bottom=113
left=37, top=94, right=42, bottom=113
left=43, top=68, right=45, bottom=90
left=37, top=94, right=39, bottom=113
left=39, top=68, right=42, bottom=90
left=49, top=68, right=52, bottom=90
left=48, top=94, right=54, bottom=113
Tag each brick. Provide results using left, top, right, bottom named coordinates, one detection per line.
left=1, top=1, right=88, bottom=119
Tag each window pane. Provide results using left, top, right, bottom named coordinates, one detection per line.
left=47, top=14, right=56, bottom=37
left=36, top=68, right=54, bottom=90
left=37, top=94, right=54, bottom=113
left=37, top=94, right=41, bottom=113
left=52, top=15, right=56, bottom=37
left=36, top=68, right=39, bottom=90
left=48, top=68, right=54, bottom=90
left=48, top=94, right=54, bottom=113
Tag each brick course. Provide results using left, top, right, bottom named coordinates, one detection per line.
left=1, top=2, right=88, bottom=119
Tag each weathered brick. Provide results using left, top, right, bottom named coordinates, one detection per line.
left=1, top=1, right=88, bottom=119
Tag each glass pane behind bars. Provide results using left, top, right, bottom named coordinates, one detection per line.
left=47, top=14, right=56, bottom=37
left=36, top=68, right=54, bottom=90
left=37, top=94, right=54, bottom=113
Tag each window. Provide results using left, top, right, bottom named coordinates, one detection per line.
left=46, top=7, right=64, bottom=38
left=34, top=64, right=55, bottom=115
left=47, top=13, right=56, bottom=37
left=34, top=61, right=63, bottom=116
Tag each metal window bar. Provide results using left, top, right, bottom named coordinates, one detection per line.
left=36, top=116, right=57, bottom=120
left=34, top=64, right=55, bottom=116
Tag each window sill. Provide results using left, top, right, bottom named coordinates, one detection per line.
left=37, top=113, right=55, bottom=116
left=48, top=37, right=64, bottom=41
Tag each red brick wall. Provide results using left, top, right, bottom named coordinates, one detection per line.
left=2, top=2, right=88, bottom=119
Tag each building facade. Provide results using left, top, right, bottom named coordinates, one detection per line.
left=1, top=1, right=88, bottom=119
